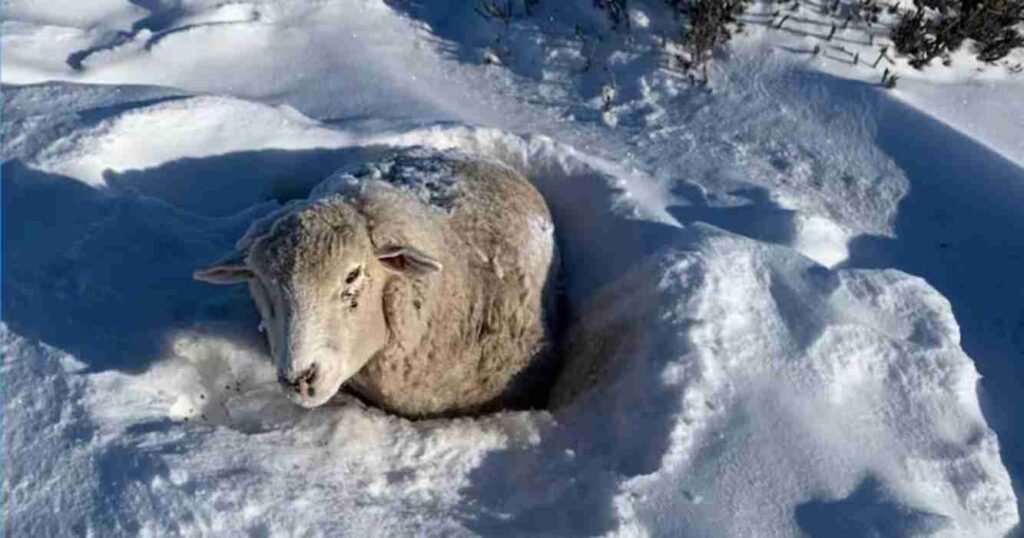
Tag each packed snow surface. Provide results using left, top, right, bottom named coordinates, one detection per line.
left=3, top=0, right=1023, bottom=536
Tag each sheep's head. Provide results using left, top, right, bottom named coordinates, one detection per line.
left=194, top=201, right=442, bottom=408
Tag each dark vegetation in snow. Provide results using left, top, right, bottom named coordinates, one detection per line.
left=891, top=0, right=1024, bottom=67
left=469, top=0, right=1022, bottom=88
left=594, top=0, right=751, bottom=76
left=594, top=0, right=632, bottom=29
left=667, top=0, right=750, bottom=74
left=593, top=0, right=1022, bottom=74
left=470, top=0, right=751, bottom=78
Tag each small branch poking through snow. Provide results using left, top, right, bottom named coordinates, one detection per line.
left=594, top=0, right=631, bottom=30
left=475, top=1, right=512, bottom=25
left=881, top=67, right=900, bottom=87
left=872, top=45, right=888, bottom=67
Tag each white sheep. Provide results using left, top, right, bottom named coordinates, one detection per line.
left=195, top=149, right=559, bottom=418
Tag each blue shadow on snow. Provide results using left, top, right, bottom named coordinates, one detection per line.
left=808, top=72, right=1024, bottom=528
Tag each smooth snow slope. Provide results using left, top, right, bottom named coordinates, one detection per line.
left=3, top=0, right=1022, bottom=536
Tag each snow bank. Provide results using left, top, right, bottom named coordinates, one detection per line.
left=0, top=0, right=505, bottom=125
left=3, top=221, right=1017, bottom=535
left=6, top=93, right=351, bottom=187
left=554, top=225, right=1018, bottom=536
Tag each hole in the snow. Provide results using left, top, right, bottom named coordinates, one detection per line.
left=172, top=138, right=683, bottom=427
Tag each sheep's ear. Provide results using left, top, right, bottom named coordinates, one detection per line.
left=376, top=245, right=443, bottom=275
left=193, top=252, right=253, bottom=284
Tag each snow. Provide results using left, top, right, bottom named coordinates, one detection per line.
left=3, top=0, right=1023, bottom=535
left=14, top=95, right=353, bottom=187
left=313, top=148, right=473, bottom=214
left=896, top=78, right=1024, bottom=165
left=556, top=225, right=1017, bottom=536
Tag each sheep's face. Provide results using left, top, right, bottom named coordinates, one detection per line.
left=194, top=204, right=442, bottom=408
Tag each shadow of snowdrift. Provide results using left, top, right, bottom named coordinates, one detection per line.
left=796, top=477, right=953, bottom=537
left=457, top=235, right=694, bottom=536
left=3, top=160, right=259, bottom=372
left=668, top=184, right=799, bottom=249
left=2, top=147, right=393, bottom=372
left=800, top=73, right=1024, bottom=527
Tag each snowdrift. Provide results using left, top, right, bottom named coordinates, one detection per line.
left=4, top=0, right=1024, bottom=531
left=2, top=89, right=1018, bottom=535
left=553, top=225, right=1017, bottom=536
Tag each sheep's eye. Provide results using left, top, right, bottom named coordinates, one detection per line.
left=345, top=267, right=361, bottom=285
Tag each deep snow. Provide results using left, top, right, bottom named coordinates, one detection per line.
left=3, top=0, right=1023, bottom=536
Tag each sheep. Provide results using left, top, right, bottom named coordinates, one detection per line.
left=194, top=148, right=560, bottom=418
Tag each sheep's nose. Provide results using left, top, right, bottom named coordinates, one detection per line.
left=278, top=363, right=318, bottom=398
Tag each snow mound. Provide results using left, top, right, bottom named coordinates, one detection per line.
left=7, top=93, right=351, bottom=187
left=554, top=225, right=1018, bottom=536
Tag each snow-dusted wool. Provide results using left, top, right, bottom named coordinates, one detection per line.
left=195, top=149, right=559, bottom=417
